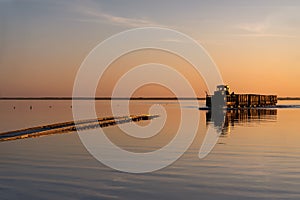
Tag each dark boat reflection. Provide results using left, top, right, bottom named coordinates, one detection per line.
left=206, top=109, right=277, bottom=136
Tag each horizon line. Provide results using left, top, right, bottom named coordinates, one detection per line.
left=0, top=97, right=300, bottom=100
left=0, top=97, right=205, bottom=100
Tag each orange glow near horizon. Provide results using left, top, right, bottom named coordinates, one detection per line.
left=97, top=49, right=208, bottom=98
left=0, top=1, right=300, bottom=97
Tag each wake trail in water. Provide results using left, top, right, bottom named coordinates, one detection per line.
left=0, top=114, right=159, bottom=142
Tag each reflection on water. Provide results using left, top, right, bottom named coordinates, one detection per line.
left=0, top=100, right=300, bottom=200
left=206, top=109, right=277, bottom=136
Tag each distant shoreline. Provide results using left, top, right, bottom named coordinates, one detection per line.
left=278, top=97, right=300, bottom=100
left=0, top=97, right=205, bottom=100
left=0, top=97, right=299, bottom=100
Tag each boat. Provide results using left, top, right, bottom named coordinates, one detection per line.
left=205, top=85, right=277, bottom=109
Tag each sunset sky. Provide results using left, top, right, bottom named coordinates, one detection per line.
left=1, top=0, right=300, bottom=97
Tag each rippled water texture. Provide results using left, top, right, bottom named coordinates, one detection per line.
left=0, top=100, right=300, bottom=200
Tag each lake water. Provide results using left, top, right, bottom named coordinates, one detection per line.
left=0, top=100, right=300, bottom=200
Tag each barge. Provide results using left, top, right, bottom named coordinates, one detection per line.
left=206, top=85, right=277, bottom=108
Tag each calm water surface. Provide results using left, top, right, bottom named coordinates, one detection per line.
left=0, top=100, right=299, bottom=200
